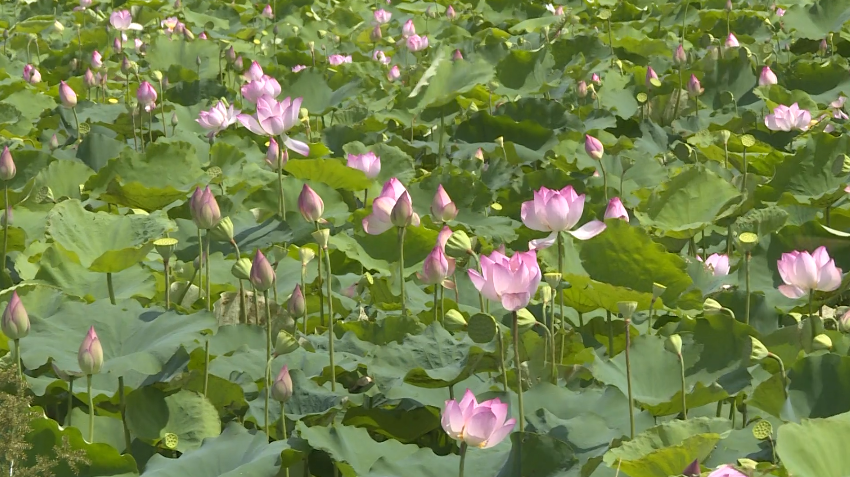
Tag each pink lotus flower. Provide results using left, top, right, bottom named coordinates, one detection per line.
left=759, top=66, right=777, bottom=86
left=196, top=100, right=240, bottom=137
left=604, top=197, right=629, bottom=221
left=707, top=465, right=748, bottom=477
left=347, top=152, right=381, bottom=179
left=442, top=389, right=515, bottom=448
left=577, top=80, right=588, bottom=98
left=591, top=73, right=601, bottom=85
left=418, top=245, right=453, bottom=285
left=373, top=50, right=391, bottom=65
left=521, top=185, right=606, bottom=250
left=78, top=326, right=104, bottom=375
left=674, top=44, right=686, bottom=64
left=431, top=185, right=458, bottom=222
left=266, top=138, right=283, bottom=170
left=292, top=65, right=307, bottom=73
left=777, top=247, right=842, bottom=298
left=241, top=75, right=281, bottom=103
left=584, top=134, right=603, bottom=160
left=298, top=184, right=324, bottom=223
left=776, top=8, right=785, bottom=17
left=110, top=10, right=142, bottom=31
left=388, top=65, right=400, bottom=81
left=374, top=9, right=391, bottom=24
left=645, top=67, right=659, bottom=87
left=446, top=5, right=456, bottom=19
left=687, top=74, right=703, bottom=96
left=261, top=4, right=273, bottom=18
left=765, top=103, right=811, bottom=131
left=362, top=178, right=420, bottom=234
left=59, top=81, right=77, bottom=108
left=244, top=61, right=264, bottom=82
left=199, top=32, right=208, bottom=39
left=91, top=50, right=102, bottom=68
left=452, top=49, right=463, bottom=61
left=84, top=69, right=96, bottom=89
left=406, top=34, right=428, bottom=52
left=328, top=54, right=352, bottom=66
left=250, top=249, right=275, bottom=291
left=137, top=81, right=157, bottom=107
left=2, top=291, right=29, bottom=340
left=23, top=65, right=40, bottom=84
left=725, top=33, right=739, bottom=47
left=469, top=248, right=541, bottom=311
left=402, top=19, right=416, bottom=37
left=190, top=186, right=221, bottom=229
left=698, top=253, right=730, bottom=276
left=161, top=16, right=180, bottom=32
left=237, top=96, right=310, bottom=156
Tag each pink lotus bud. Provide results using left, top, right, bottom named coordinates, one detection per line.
left=591, top=73, right=601, bottom=85
left=390, top=191, right=415, bottom=227
left=249, top=249, right=275, bottom=292
left=374, top=9, right=391, bottom=24
left=271, top=365, right=293, bottom=402
left=371, top=25, right=382, bottom=41
left=474, top=148, right=484, bottom=161
left=645, top=66, right=658, bottom=87
left=261, top=4, right=273, bottom=18
left=199, top=32, right=208, bottom=39
left=1, top=291, right=29, bottom=340
left=84, top=69, right=96, bottom=89
left=234, top=56, right=244, bottom=71
left=113, top=37, right=122, bottom=53
left=577, top=80, right=588, bottom=98
left=431, top=184, right=458, bottom=222
left=97, top=72, right=107, bottom=87
left=419, top=245, right=450, bottom=285
left=820, top=39, right=828, bottom=54
left=674, top=44, right=686, bottom=65
left=604, top=197, right=629, bottom=221
left=49, top=133, right=59, bottom=150
left=402, top=19, right=416, bottom=38
left=776, top=7, right=785, bottom=16
left=292, top=65, right=307, bottom=73
left=452, top=49, right=463, bottom=61
left=192, top=186, right=221, bottom=229
left=78, top=326, right=103, bottom=375
left=0, top=146, right=15, bottom=181
left=725, top=0, right=732, bottom=11
left=687, top=74, right=703, bottom=96
left=288, top=284, right=306, bottom=318
left=725, top=33, right=739, bottom=48
left=137, top=81, right=157, bottom=106
left=225, top=46, right=237, bottom=64
left=584, top=134, right=603, bottom=160
left=121, top=56, right=132, bottom=74
left=91, top=50, right=103, bottom=68
left=388, top=65, right=400, bottom=81
left=446, top=5, right=456, bottom=19
left=406, top=34, right=428, bottom=52
left=266, top=137, right=281, bottom=169
left=298, top=184, right=325, bottom=223
left=759, top=66, right=777, bottom=86
left=59, top=81, right=77, bottom=108
left=245, top=60, right=264, bottom=81
left=23, top=64, right=40, bottom=84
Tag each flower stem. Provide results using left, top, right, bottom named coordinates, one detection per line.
left=678, top=353, right=687, bottom=419
left=458, top=442, right=468, bottom=477
left=205, top=230, right=211, bottom=311
left=324, top=244, right=336, bottom=392
left=72, top=107, right=81, bottom=142
left=536, top=323, right=557, bottom=384
left=300, top=265, right=307, bottom=334
left=14, top=338, right=21, bottom=383
left=107, top=272, right=116, bottom=305
left=197, top=229, right=204, bottom=303
left=808, top=289, right=814, bottom=325
left=277, top=139, right=285, bottom=218
left=606, top=310, right=614, bottom=356
left=86, top=374, right=94, bottom=443
left=119, top=376, right=131, bottom=452
left=556, top=232, right=564, bottom=338
left=159, top=81, right=167, bottom=138
left=496, top=326, right=508, bottom=393
left=674, top=66, right=683, bottom=120
left=317, top=244, right=325, bottom=327
left=164, top=259, right=171, bottom=310
left=2, top=183, right=7, bottom=273
left=264, top=289, right=272, bottom=438
left=680, top=0, right=690, bottom=42
left=599, top=161, right=608, bottom=202
left=742, top=145, right=749, bottom=193
left=511, top=310, right=524, bottom=432
left=624, top=315, right=635, bottom=438
left=67, top=376, right=74, bottom=428
left=648, top=298, right=655, bottom=335
left=744, top=251, right=751, bottom=325
left=203, top=338, right=210, bottom=397
left=767, top=352, right=787, bottom=398
left=433, top=285, right=439, bottom=324
left=398, top=226, right=407, bottom=317
left=239, top=280, right=247, bottom=324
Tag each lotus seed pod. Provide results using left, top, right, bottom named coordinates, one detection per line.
left=153, top=237, right=178, bottom=262
left=249, top=250, right=275, bottom=292
left=299, top=247, right=316, bottom=266
left=288, top=284, right=306, bottom=318
left=0, top=146, right=16, bottom=181
left=737, top=232, right=758, bottom=252
left=270, top=365, right=293, bottom=402
left=749, top=336, right=769, bottom=361
left=543, top=272, right=562, bottom=288
left=651, top=282, right=666, bottom=299
left=445, top=230, right=473, bottom=259
left=665, top=334, right=683, bottom=355
left=813, top=333, right=832, bottom=350
left=78, top=326, right=103, bottom=375
left=618, top=301, right=638, bottom=319
left=443, top=309, right=467, bottom=331
left=312, top=228, right=330, bottom=249
left=274, top=330, right=299, bottom=355
left=1, top=291, right=29, bottom=340
left=231, top=257, right=252, bottom=280
left=210, top=216, right=235, bottom=242
left=514, top=308, right=537, bottom=332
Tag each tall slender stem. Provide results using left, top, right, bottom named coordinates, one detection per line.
left=674, top=66, right=683, bottom=120
left=277, top=139, right=285, bottom=217
left=438, top=108, right=444, bottom=167
left=624, top=316, right=635, bottom=438
left=606, top=310, right=614, bottom=356
left=72, top=107, right=81, bottom=141
left=280, top=402, right=291, bottom=477
left=203, top=339, right=210, bottom=397
left=648, top=299, right=655, bottom=335
left=325, top=246, right=336, bottom=391
left=14, top=338, right=21, bottom=383
left=744, top=251, right=751, bottom=325
left=496, top=326, right=508, bottom=392
left=239, top=280, right=247, bottom=324
left=205, top=230, right=211, bottom=311
left=2, top=183, right=7, bottom=273
left=119, top=376, right=131, bottom=452
left=680, top=0, right=690, bottom=42
left=264, top=289, right=272, bottom=438
left=197, top=229, right=204, bottom=303
left=107, top=272, right=116, bottom=305
left=433, top=286, right=439, bottom=323
left=599, top=162, right=608, bottom=202
left=556, top=233, right=564, bottom=337
left=252, top=284, right=260, bottom=325
left=300, top=265, right=307, bottom=334
left=536, top=323, right=557, bottom=384
left=67, top=376, right=74, bottom=428
left=164, top=260, right=171, bottom=310
left=458, top=442, right=468, bottom=477
left=511, top=311, right=524, bottom=432
left=86, top=374, right=94, bottom=443
left=398, top=227, right=407, bottom=316
left=159, top=81, right=167, bottom=138
left=317, top=245, right=325, bottom=327
left=679, top=354, right=687, bottom=419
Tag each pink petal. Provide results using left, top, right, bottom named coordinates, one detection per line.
left=283, top=136, right=310, bottom=157
left=480, top=420, right=515, bottom=449
left=441, top=400, right=465, bottom=439
left=521, top=200, right=548, bottom=232
left=463, top=410, right=497, bottom=447
left=528, top=232, right=558, bottom=251
left=778, top=284, right=806, bottom=299
left=817, top=259, right=842, bottom=292
left=501, top=292, right=530, bottom=311
left=569, top=220, right=606, bottom=240
left=237, top=114, right=266, bottom=135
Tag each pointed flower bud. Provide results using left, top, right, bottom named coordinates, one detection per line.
left=288, top=284, right=306, bottom=318
left=419, top=245, right=450, bottom=285
left=725, top=33, right=739, bottom=48
left=210, top=216, right=235, bottom=242
left=250, top=250, right=275, bottom=292
left=59, top=81, right=77, bottom=108
left=225, top=45, right=237, bottom=64
left=91, top=50, right=103, bottom=68
left=0, top=147, right=16, bottom=181
left=2, top=291, right=29, bottom=340
left=673, top=44, right=686, bottom=65
left=577, top=80, right=588, bottom=98
left=402, top=19, right=416, bottom=38
left=390, top=191, right=415, bottom=227
left=191, top=186, right=221, bottom=229
left=137, top=81, right=157, bottom=106
left=452, top=49, right=463, bottom=61
left=687, top=74, right=703, bottom=96
left=271, top=365, right=293, bottom=402
left=584, top=134, right=603, bottom=160
left=84, top=69, right=96, bottom=89
left=49, top=133, right=60, bottom=150
left=431, top=185, right=458, bottom=222
left=78, top=326, right=103, bottom=375
left=759, top=66, right=777, bottom=87
left=645, top=66, right=659, bottom=87
left=604, top=197, right=628, bottom=220
left=298, top=184, right=324, bottom=223
left=370, top=25, right=383, bottom=42
left=665, top=334, right=683, bottom=355
left=749, top=336, right=769, bottom=361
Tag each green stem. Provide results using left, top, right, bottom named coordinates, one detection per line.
left=72, top=107, right=81, bottom=141
left=458, top=442, right=468, bottom=477
left=808, top=289, right=814, bottom=326
left=606, top=310, right=614, bottom=356
left=511, top=310, right=524, bottom=432
left=679, top=354, right=687, bottom=419
left=159, top=82, right=167, bottom=138
left=252, top=284, right=260, bottom=326
left=537, top=323, right=557, bottom=384
left=433, top=285, right=439, bottom=324
left=197, top=229, right=204, bottom=303
left=107, top=272, right=116, bottom=305
left=324, top=244, right=336, bottom=392
left=277, top=138, right=285, bottom=218
left=264, top=289, right=272, bottom=438
left=766, top=352, right=787, bottom=397
left=599, top=161, right=608, bottom=202
left=14, top=338, right=21, bottom=383
left=648, top=298, right=655, bottom=335
left=438, top=108, right=444, bottom=167
left=317, top=245, right=325, bottom=327
left=556, top=233, right=564, bottom=337
left=723, top=141, right=729, bottom=169
left=203, top=339, right=210, bottom=397
left=673, top=66, right=683, bottom=120
left=625, top=316, right=635, bottom=438
left=607, top=17, right=613, bottom=56
left=681, top=0, right=690, bottom=42
left=742, top=146, right=748, bottom=193
left=86, top=374, right=94, bottom=443
left=744, top=251, right=751, bottom=325
left=496, top=326, right=508, bottom=393
left=300, top=266, right=307, bottom=334
left=2, top=184, right=7, bottom=273
left=164, top=260, right=171, bottom=310
left=205, top=230, right=212, bottom=311
left=119, top=376, right=131, bottom=452
left=716, top=400, right=723, bottom=417
left=398, top=226, right=407, bottom=317
left=239, top=280, right=247, bottom=324
left=67, top=376, right=74, bottom=428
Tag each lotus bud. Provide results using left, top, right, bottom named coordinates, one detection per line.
left=312, top=228, right=330, bottom=249
left=137, top=81, right=157, bottom=107
left=759, top=66, right=777, bottom=87
left=387, top=65, right=400, bottom=81
left=402, top=19, right=416, bottom=38
left=577, top=80, right=588, bottom=98
left=673, top=44, right=687, bottom=65
left=231, top=257, right=252, bottom=280
left=687, top=74, right=703, bottom=96
left=48, top=133, right=60, bottom=150
left=171, top=111, right=179, bottom=126
left=271, top=365, right=293, bottom=402
left=121, top=56, right=132, bottom=74
left=725, top=0, right=732, bottom=11
left=494, top=136, right=504, bottom=148
left=0, top=147, right=15, bottom=181
left=840, top=310, right=850, bottom=333
left=584, top=134, right=603, bottom=160
left=233, top=56, right=244, bottom=71
left=652, top=282, right=666, bottom=299
left=819, top=39, right=828, bottom=55
left=1, top=291, right=29, bottom=340
left=452, top=49, right=463, bottom=61
left=813, top=333, right=832, bottom=350
left=98, top=72, right=108, bottom=87
left=370, top=25, right=382, bottom=42
left=84, top=69, right=96, bottom=89
left=617, top=301, right=637, bottom=319
left=298, top=184, right=324, bottom=223
left=474, top=148, right=484, bottom=161
left=444, top=309, right=466, bottom=331
left=446, top=5, right=456, bottom=19
left=54, top=20, right=65, bottom=32
left=249, top=250, right=275, bottom=292
left=287, top=284, right=306, bottom=318
left=665, top=334, right=683, bottom=356
left=299, top=247, right=316, bottom=266
left=69, top=58, right=78, bottom=72
left=431, top=184, right=458, bottom=222
left=445, top=230, right=473, bottom=258
left=113, top=37, right=122, bottom=53
left=59, top=81, right=77, bottom=108
left=183, top=27, right=195, bottom=40
left=225, top=45, right=236, bottom=64
left=540, top=283, right=552, bottom=304
left=683, top=459, right=700, bottom=477
left=78, top=326, right=104, bottom=375
left=192, top=186, right=221, bottom=229
left=210, top=216, right=235, bottom=242
left=749, top=336, right=769, bottom=361
left=390, top=191, right=415, bottom=227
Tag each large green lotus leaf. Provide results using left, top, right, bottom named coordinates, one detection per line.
left=142, top=422, right=288, bottom=477
left=454, top=112, right=555, bottom=151
left=783, top=60, right=850, bottom=103
left=407, top=52, right=495, bottom=112
left=68, top=407, right=128, bottom=453
left=781, top=0, right=850, bottom=40
left=342, top=405, right=440, bottom=443
left=365, top=442, right=508, bottom=477
left=22, top=298, right=215, bottom=385
left=25, top=410, right=139, bottom=477
left=562, top=273, right=660, bottom=313
left=602, top=418, right=730, bottom=477
left=146, top=35, right=221, bottom=79
left=3, top=88, right=56, bottom=123
left=579, top=220, right=692, bottom=303
left=527, top=409, right=622, bottom=466
left=338, top=313, right=426, bottom=345
left=246, top=367, right=351, bottom=426
left=634, top=166, right=742, bottom=238
left=699, top=48, right=758, bottom=108
left=76, top=132, right=128, bottom=172
left=281, top=69, right=361, bottom=115
left=297, top=423, right=422, bottom=475
left=760, top=133, right=850, bottom=204
left=598, top=70, right=640, bottom=120
left=38, top=159, right=94, bottom=200
left=495, top=48, right=555, bottom=95
left=125, top=387, right=220, bottom=452
left=395, top=323, right=483, bottom=388
left=4, top=149, right=53, bottom=191
left=284, top=158, right=372, bottom=191
left=46, top=200, right=175, bottom=272
left=776, top=411, right=850, bottom=477
left=494, top=431, right=577, bottom=477
left=785, top=354, right=850, bottom=419
left=330, top=224, right=438, bottom=276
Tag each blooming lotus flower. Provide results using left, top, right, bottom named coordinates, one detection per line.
left=388, top=65, right=400, bottom=81
left=698, top=253, right=730, bottom=276
left=406, top=34, right=428, bottom=52
left=298, top=185, right=324, bottom=222
left=431, top=185, right=458, bottom=222
left=402, top=19, right=416, bottom=37
left=442, top=389, right=515, bottom=448
left=674, top=44, right=686, bottom=64
left=469, top=249, right=540, bottom=311
left=347, top=152, right=381, bottom=179
left=687, top=74, right=703, bottom=96
left=765, top=103, right=812, bottom=131
left=707, top=465, right=748, bottom=477
left=137, top=81, right=157, bottom=107
left=419, top=245, right=453, bottom=285
left=250, top=249, right=275, bottom=291
left=59, top=81, right=77, bottom=108
left=241, top=75, right=281, bottom=103
left=2, top=291, right=29, bottom=340
left=78, top=326, right=103, bottom=375
left=585, top=134, right=603, bottom=160
left=196, top=100, right=240, bottom=137
left=725, top=33, right=739, bottom=47
left=373, top=50, right=391, bottom=65
left=23, top=65, right=40, bottom=84
left=645, top=67, right=658, bottom=87
left=191, top=186, right=221, bottom=229
left=446, top=5, right=456, bottom=19
left=0, top=146, right=15, bottom=181
left=110, top=10, right=143, bottom=31
left=328, top=54, right=352, bottom=66
left=363, top=178, right=420, bottom=234
left=604, top=197, right=628, bottom=221
left=374, top=9, right=391, bottom=24
left=521, top=185, right=607, bottom=250
left=777, top=247, right=842, bottom=298
left=161, top=16, right=180, bottom=32
left=91, top=50, right=102, bottom=68
left=759, top=66, right=777, bottom=86
left=292, top=65, right=307, bottom=73
left=261, top=4, right=273, bottom=18
left=237, top=96, right=310, bottom=157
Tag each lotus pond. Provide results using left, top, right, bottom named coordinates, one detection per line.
left=1, top=0, right=849, bottom=476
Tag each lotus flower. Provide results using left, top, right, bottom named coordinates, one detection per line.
left=84, top=69, right=96, bottom=89
left=1, top=291, right=29, bottom=340
left=604, top=197, right=628, bottom=221
left=137, top=81, right=157, bottom=107
left=759, top=66, right=777, bottom=86
left=0, top=146, right=14, bottom=182
left=362, top=178, right=420, bottom=234
left=441, top=389, right=516, bottom=448
left=110, top=10, right=143, bottom=31
left=250, top=249, right=275, bottom=292
left=645, top=66, right=659, bottom=87
left=446, top=5, right=456, bottom=19
left=91, top=50, right=103, bottom=68
left=288, top=284, right=306, bottom=318
left=777, top=247, right=842, bottom=298
left=244, top=61, right=264, bottom=81
left=196, top=100, right=240, bottom=137
left=591, top=73, right=601, bottom=85
left=261, top=4, right=273, bottom=18
left=78, top=326, right=103, bottom=375
left=765, top=103, right=811, bottom=131
left=298, top=184, right=324, bottom=223
left=23, top=64, right=40, bottom=84
left=59, top=81, right=77, bottom=108
left=577, top=80, right=588, bottom=98
left=388, top=65, right=400, bottom=81
left=707, top=465, right=748, bottom=477
left=266, top=137, right=282, bottom=169
left=419, top=245, right=453, bottom=285
left=521, top=185, right=606, bottom=249
left=373, top=50, right=391, bottom=65
left=725, top=33, right=739, bottom=47
left=431, top=185, right=458, bottom=222
left=328, top=54, right=352, bottom=66
left=402, top=19, right=416, bottom=37
left=237, top=96, right=310, bottom=157
left=292, top=65, right=307, bottom=73
left=452, top=49, right=463, bottom=61
left=688, top=74, right=703, bottom=96
left=469, top=249, right=541, bottom=311
left=190, top=186, right=221, bottom=230
left=347, top=152, right=381, bottom=179
left=271, top=366, right=293, bottom=402
left=776, top=7, right=785, bottom=16
left=241, top=75, right=281, bottom=103
left=585, top=135, right=603, bottom=159
left=161, top=16, right=180, bottom=32
left=674, top=44, right=686, bottom=64
left=698, top=253, right=730, bottom=276
left=374, top=9, right=391, bottom=24
left=406, top=34, right=428, bottom=52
